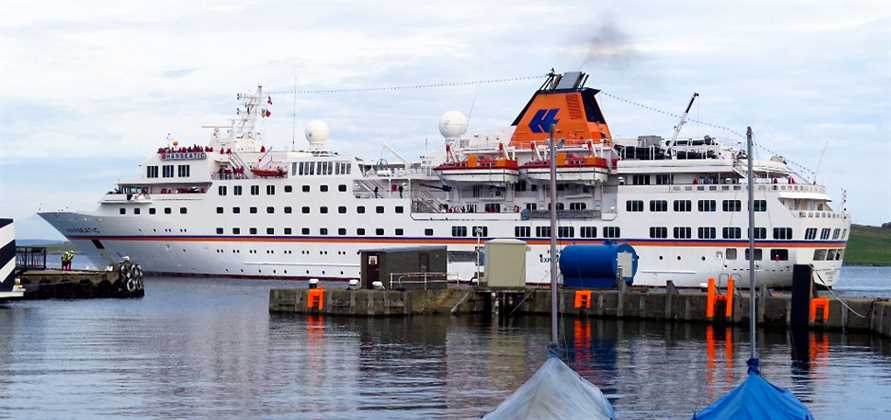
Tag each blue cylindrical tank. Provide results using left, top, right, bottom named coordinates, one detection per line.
left=559, top=243, right=639, bottom=289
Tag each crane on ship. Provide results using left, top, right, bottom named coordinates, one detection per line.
left=666, top=92, right=699, bottom=158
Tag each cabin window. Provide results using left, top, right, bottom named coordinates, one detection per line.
left=134, top=208, right=141, bottom=215
left=558, top=226, right=574, bottom=238
left=320, top=185, right=328, bottom=192
left=805, top=228, right=817, bottom=240
left=267, top=185, right=275, bottom=195
left=649, top=227, right=668, bottom=239
left=234, top=186, right=242, bottom=195
left=162, top=165, right=174, bottom=178
left=698, top=200, right=716, bottom=212
left=249, top=227, right=257, bottom=235
left=725, top=248, right=737, bottom=260
left=149, top=208, right=156, bottom=215
left=772, top=227, right=793, bottom=240
left=302, top=185, right=310, bottom=192
left=395, top=206, right=404, bottom=214
left=320, top=206, right=328, bottom=214
left=745, top=248, right=763, bottom=261
left=673, top=227, right=692, bottom=239
left=535, top=226, right=551, bottom=238
left=376, top=228, right=385, bottom=236
left=284, top=206, right=292, bottom=214
left=319, top=228, right=328, bottom=235
left=250, top=185, right=260, bottom=195
left=302, top=228, right=310, bottom=235
left=425, top=228, right=434, bottom=236
left=266, top=228, right=274, bottom=235
left=813, top=249, right=827, bottom=260
left=655, top=174, right=672, bottom=185
left=698, top=227, right=716, bottom=239
left=751, top=227, right=767, bottom=239
left=649, top=200, right=668, bottom=212
left=722, top=200, right=741, bottom=212
left=376, top=206, right=384, bottom=214
left=232, top=227, right=240, bottom=234
left=452, top=226, right=468, bottom=237
left=250, top=207, right=257, bottom=214
left=484, top=203, right=501, bottom=213
left=338, top=184, right=347, bottom=192
left=147, top=166, right=159, bottom=178
left=336, top=206, right=345, bottom=214
left=218, top=186, right=227, bottom=196
left=284, top=185, right=293, bottom=193
left=673, top=200, right=692, bottom=212
left=632, top=175, right=650, bottom=185
left=164, top=207, right=172, bottom=214
left=472, top=226, right=488, bottom=237
left=216, top=207, right=224, bottom=214
left=265, top=206, right=273, bottom=214
left=722, top=227, right=742, bottom=239
left=581, top=226, right=597, bottom=238
left=357, top=206, right=365, bottom=214
left=515, top=226, right=531, bottom=238
left=603, top=226, right=621, bottom=238
left=356, top=228, right=366, bottom=236
left=395, top=228, right=404, bottom=236
left=526, top=203, right=537, bottom=211
left=284, top=228, right=292, bottom=235
left=120, top=208, right=126, bottom=215
left=626, top=200, right=644, bottom=212
left=569, top=202, right=587, bottom=210
left=232, top=207, right=240, bottom=214
left=753, top=200, right=767, bottom=212
left=302, top=207, right=310, bottom=214
left=770, top=249, right=789, bottom=261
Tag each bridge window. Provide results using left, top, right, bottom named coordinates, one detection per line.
left=649, top=227, right=668, bottom=239
left=632, top=175, right=650, bottom=185
left=832, top=228, right=841, bottom=240
left=580, top=226, right=597, bottom=238
left=698, top=227, right=716, bottom=239
left=820, top=228, right=831, bottom=240
left=218, top=186, right=227, bottom=196
left=649, top=200, right=668, bottom=212
left=603, top=226, right=621, bottom=238
left=146, top=166, right=159, bottom=178
left=722, top=200, right=741, bottom=212
left=722, top=227, right=741, bottom=239
left=626, top=200, right=644, bottom=212
left=673, top=200, right=692, bottom=212
left=267, top=185, right=275, bottom=195
left=772, top=227, right=793, bottom=240
left=515, top=226, right=531, bottom=238
left=655, top=174, right=672, bottom=185
left=234, top=186, right=242, bottom=196
left=804, top=228, right=817, bottom=240
left=698, top=200, right=716, bottom=212
left=177, top=165, right=190, bottom=177
left=162, top=165, right=174, bottom=178
left=250, top=185, right=260, bottom=195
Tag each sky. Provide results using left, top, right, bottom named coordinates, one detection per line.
left=1, top=0, right=889, bottom=239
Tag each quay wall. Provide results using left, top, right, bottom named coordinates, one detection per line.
left=269, top=287, right=891, bottom=338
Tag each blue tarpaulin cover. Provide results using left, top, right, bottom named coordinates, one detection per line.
left=483, top=356, right=615, bottom=420
left=693, top=359, right=814, bottom=420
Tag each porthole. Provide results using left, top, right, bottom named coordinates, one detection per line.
left=677, top=256, right=681, bottom=261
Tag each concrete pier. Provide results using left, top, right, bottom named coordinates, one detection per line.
left=269, top=287, right=891, bottom=338
left=18, top=268, right=144, bottom=299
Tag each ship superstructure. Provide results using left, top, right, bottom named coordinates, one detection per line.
left=40, top=72, right=850, bottom=287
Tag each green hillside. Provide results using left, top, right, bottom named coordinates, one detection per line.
left=844, top=224, right=891, bottom=266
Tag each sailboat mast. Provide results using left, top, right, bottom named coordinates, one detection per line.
left=548, top=126, right=559, bottom=346
left=746, top=126, right=757, bottom=360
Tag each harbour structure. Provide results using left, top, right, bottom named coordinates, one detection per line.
left=39, top=71, right=849, bottom=287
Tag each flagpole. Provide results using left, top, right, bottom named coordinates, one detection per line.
left=746, top=126, right=757, bottom=361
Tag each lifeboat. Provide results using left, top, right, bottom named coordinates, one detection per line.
left=520, top=152, right=610, bottom=184
left=250, top=166, right=287, bottom=177
left=434, top=154, right=519, bottom=184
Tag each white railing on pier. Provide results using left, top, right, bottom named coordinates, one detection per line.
left=389, top=272, right=452, bottom=290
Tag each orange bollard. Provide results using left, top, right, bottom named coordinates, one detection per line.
left=809, top=297, right=829, bottom=322
left=724, top=276, right=735, bottom=318
left=706, top=276, right=734, bottom=320
left=706, top=277, right=717, bottom=319
left=574, top=290, right=593, bottom=309
left=307, top=288, right=325, bottom=311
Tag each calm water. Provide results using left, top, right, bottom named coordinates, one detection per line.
left=0, top=268, right=889, bottom=419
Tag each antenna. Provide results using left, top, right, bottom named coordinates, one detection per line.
left=291, top=74, right=298, bottom=151
left=814, top=138, right=830, bottom=184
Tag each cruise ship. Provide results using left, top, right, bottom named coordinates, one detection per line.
left=39, top=72, right=849, bottom=288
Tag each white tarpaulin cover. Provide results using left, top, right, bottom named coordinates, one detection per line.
left=483, top=356, right=615, bottom=420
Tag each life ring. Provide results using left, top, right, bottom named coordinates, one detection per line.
left=125, top=278, right=138, bottom=293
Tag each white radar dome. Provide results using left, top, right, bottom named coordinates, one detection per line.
left=305, top=120, right=330, bottom=145
left=438, top=111, right=468, bottom=139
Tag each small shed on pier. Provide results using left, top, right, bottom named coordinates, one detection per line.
left=359, top=246, right=447, bottom=290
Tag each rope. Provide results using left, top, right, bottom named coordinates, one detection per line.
left=814, top=268, right=867, bottom=318
left=267, top=74, right=546, bottom=95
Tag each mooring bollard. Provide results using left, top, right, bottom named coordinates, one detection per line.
left=706, top=276, right=734, bottom=320
left=574, top=290, right=592, bottom=310
left=307, top=288, right=325, bottom=311
left=810, top=297, right=830, bottom=323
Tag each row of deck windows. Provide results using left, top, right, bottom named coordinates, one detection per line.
left=146, top=165, right=189, bottom=179
left=214, top=205, right=404, bottom=215
left=642, top=226, right=794, bottom=240
left=292, top=161, right=352, bottom=176
left=805, top=227, right=846, bottom=240
left=626, top=199, right=766, bottom=213
left=724, top=248, right=789, bottom=261
left=217, top=184, right=348, bottom=196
